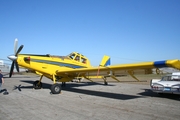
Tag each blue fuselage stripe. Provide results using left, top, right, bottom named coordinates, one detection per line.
left=154, top=60, right=167, bottom=68
left=31, top=59, right=86, bottom=69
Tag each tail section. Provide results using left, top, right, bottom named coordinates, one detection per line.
left=100, top=55, right=111, bottom=67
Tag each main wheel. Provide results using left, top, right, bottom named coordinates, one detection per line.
left=33, top=80, right=42, bottom=89
left=104, top=81, right=108, bottom=85
left=51, top=83, right=61, bottom=94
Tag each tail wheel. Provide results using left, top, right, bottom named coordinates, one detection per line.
left=51, top=83, right=61, bottom=94
left=33, top=80, right=42, bottom=89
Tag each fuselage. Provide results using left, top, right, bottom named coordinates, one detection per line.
left=17, top=52, right=91, bottom=82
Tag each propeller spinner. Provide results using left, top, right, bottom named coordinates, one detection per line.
left=7, top=38, right=24, bottom=77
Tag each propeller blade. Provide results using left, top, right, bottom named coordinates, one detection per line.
left=15, top=45, right=24, bottom=56
left=14, top=38, right=18, bottom=55
left=15, top=61, right=19, bottom=72
left=9, top=61, right=15, bottom=77
left=8, top=38, right=24, bottom=77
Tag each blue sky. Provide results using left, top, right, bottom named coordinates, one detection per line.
left=0, top=0, right=180, bottom=66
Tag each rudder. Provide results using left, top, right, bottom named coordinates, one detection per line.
left=100, top=55, right=111, bottom=67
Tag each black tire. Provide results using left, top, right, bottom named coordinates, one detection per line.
left=104, top=81, right=108, bottom=85
left=51, top=84, right=61, bottom=94
left=33, top=80, right=42, bottom=89
left=61, top=82, right=66, bottom=87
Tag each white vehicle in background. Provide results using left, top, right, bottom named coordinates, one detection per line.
left=150, top=72, right=180, bottom=95
left=0, top=60, right=9, bottom=76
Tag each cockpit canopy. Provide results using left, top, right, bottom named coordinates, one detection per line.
left=68, top=52, right=88, bottom=64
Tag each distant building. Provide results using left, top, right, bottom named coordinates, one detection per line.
left=0, top=60, right=9, bottom=74
left=0, top=60, right=4, bottom=65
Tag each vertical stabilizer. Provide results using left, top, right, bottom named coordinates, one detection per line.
left=100, top=55, right=111, bottom=67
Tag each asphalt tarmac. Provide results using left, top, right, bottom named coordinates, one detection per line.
left=0, top=75, right=180, bottom=120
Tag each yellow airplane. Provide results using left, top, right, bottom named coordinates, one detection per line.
left=8, top=39, right=180, bottom=94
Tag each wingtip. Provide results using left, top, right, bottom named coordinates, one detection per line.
left=166, top=59, right=180, bottom=70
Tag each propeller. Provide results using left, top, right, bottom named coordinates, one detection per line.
left=7, top=38, right=24, bottom=77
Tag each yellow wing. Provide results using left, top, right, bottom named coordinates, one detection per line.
left=56, top=59, right=180, bottom=81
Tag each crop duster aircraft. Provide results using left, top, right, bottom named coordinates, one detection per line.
left=7, top=39, right=180, bottom=94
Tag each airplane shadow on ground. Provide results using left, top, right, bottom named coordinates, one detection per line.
left=13, top=80, right=180, bottom=101
left=138, top=89, right=180, bottom=101
left=15, top=80, right=143, bottom=100
left=62, top=86, right=141, bottom=100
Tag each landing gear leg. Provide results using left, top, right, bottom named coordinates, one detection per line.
left=50, top=74, right=62, bottom=94
left=103, top=77, right=108, bottom=85
left=33, top=75, right=43, bottom=89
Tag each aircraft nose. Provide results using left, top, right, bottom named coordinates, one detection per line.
left=8, top=55, right=17, bottom=61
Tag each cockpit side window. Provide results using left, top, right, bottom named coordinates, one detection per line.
left=69, top=53, right=76, bottom=59
left=75, top=55, right=80, bottom=62
left=81, top=58, right=87, bottom=64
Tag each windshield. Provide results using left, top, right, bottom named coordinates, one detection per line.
left=162, top=75, right=180, bottom=81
